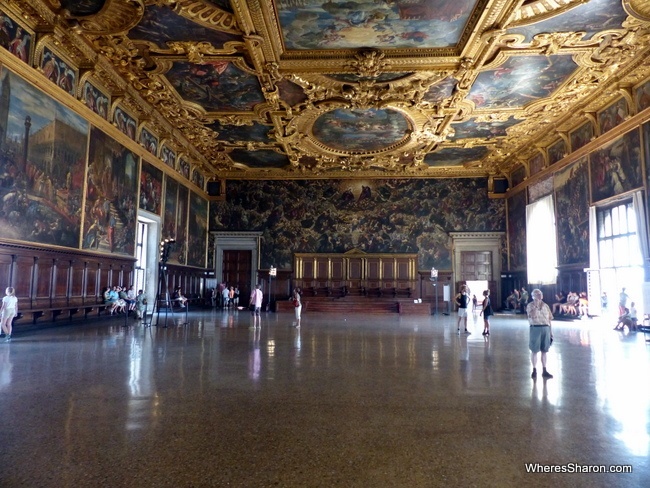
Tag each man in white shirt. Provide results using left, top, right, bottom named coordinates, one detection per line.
left=250, top=284, right=263, bottom=319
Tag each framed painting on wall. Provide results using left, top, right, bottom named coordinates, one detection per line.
left=598, top=98, right=628, bottom=135
left=139, top=161, right=163, bottom=215
left=160, top=144, right=176, bottom=168
left=511, top=164, right=526, bottom=187
left=187, top=191, right=208, bottom=268
left=114, top=106, right=136, bottom=140
left=636, top=79, right=650, bottom=112
left=548, top=139, right=566, bottom=166
left=570, top=121, right=593, bottom=152
left=0, top=11, right=33, bottom=64
left=40, top=46, right=77, bottom=96
left=554, top=158, right=589, bottom=266
left=589, top=129, right=643, bottom=203
left=139, top=127, right=158, bottom=156
left=507, top=191, right=527, bottom=270
left=81, top=80, right=109, bottom=119
left=83, top=127, right=139, bottom=256
left=528, top=153, right=544, bottom=177
left=0, top=66, right=88, bottom=249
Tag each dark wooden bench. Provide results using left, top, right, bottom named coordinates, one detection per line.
left=639, top=315, right=650, bottom=344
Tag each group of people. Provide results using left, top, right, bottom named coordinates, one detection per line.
left=102, top=285, right=148, bottom=319
left=614, top=287, right=640, bottom=332
left=457, top=284, right=553, bottom=379
left=212, top=283, right=241, bottom=310
left=551, top=291, right=589, bottom=317
left=504, top=287, right=530, bottom=313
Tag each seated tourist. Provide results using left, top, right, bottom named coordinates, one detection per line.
left=578, top=292, right=589, bottom=317
left=614, top=308, right=632, bottom=331
left=561, top=291, right=579, bottom=315
left=505, top=289, right=519, bottom=310
left=552, top=291, right=567, bottom=314
left=173, top=286, right=188, bottom=308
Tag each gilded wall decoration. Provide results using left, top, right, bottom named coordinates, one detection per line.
left=589, top=128, right=643, bottom=203
left=554, top=158, right=589, bottom=267
left=83, top=127, right=138, bottom=256
left=139, top=161, right=162, bottom=215
left=0, top=67, right=88, bottom=249
left=210, top=178, right=505, bottom=270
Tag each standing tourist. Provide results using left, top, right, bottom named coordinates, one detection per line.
left=0, top=287, right=17, bottom=342
left=526, top=289, right=554, bottom=380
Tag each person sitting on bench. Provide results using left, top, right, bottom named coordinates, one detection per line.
left=172, top=286, right=188, bottom=308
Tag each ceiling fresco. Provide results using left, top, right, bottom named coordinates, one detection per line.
left=4, top=0, right=650, bottom=183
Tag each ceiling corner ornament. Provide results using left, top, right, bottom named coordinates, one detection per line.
left=347, top=50, right=389, bottom=79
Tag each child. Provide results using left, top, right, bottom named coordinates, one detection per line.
left=1, top=287, right=18, bottom=342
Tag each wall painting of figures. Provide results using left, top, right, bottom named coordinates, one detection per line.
left=139, top=161, right=162, bottom=215
left=548, top=139, right=566, bottom=166
left=507, top=191, right=527, bottom=271
left=191, top=169, right=204, bottom=190
left=570, top=121, right=594, bottom=152
left=424, top=146, right=488, bottom=167
left=207, top=121, right=273, bottom=144
left=139, top=127, right=158, bottom=156
left=179, top=157, right=190, bottom=179
left=173, top=185, right=188, bottom=265
left=162, top=177, right=178, bottom=241
left=187, top=191, right=208, bottom=268
left=229, top=149, right=289, bottom=169
left=128, top=5, right=241, bottom=50
left=641, top=122, right=650, bottom=228
left=506, top=0, right=628, bottom=44
left=528, top=153, right=544, bottom=177
left=468, top=55, right=578, bottom=110
left=313, top=108, right=410, bottom=152
left=81, top=81, right=109, bottom=119
left=166, top=61, right=264, bottom=112
left=277, top=0, right=479, bottom=50
left=0, top=67, right=88, bottom=248
left=210, top=178, right=505, bottom=270
left=511, top=164, right=526, bottom=187
left=450, top=116, right=519, bottom=141
left=636, top=79, right=650, bottom=112
left=114, top=106, right=136, bottom=140
left=527, top=176, right=553, bottom=204
left=598, top=98, right=628, bottom=136
left=41, top=47, right=76, bottom=96
left=589, top=129, right=643, bottom=203
left=83, top=127, right=138, bottom=256
left=554, top=158, right=589, bottom=266
left=160, top=144, right=176, bottom=168
left=423, top=76, right=457, bottom=104
left=0, top=11, right=33, bottom=64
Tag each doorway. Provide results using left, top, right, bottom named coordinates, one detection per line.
left=222, top=250, right=252, bottom=301
left=135, top=213, right=160, bottom=307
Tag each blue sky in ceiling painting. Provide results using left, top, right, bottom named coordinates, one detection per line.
left=450, top=116, right=519, bottom=141
left=129, top=6, right=241, bottom=49
left=230, top=149, right=290, bottom=169
left=424, top=146, right=488, bottom=166
left=208, top=121, right=274, bottom=144
left=468, top=55, right=577, bottom=109
left=312, top=108, right=410, bottom=152
left=507, top=0, right=628, bottom=43
left=167, top=61, right=264, bottom=112
left=278, top=0, right=480, bottom=50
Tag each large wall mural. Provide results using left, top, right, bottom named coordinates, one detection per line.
left=0, top=67, right=88, bottom=249
left=187, top=191, right=208, bottom=268
left=83, top=127, right=138, bottom=256
left=210, top=178, right=505, bottom=270
left=139, top=161, right=162, bottom=215
left=554, top=158, right=589, bottom=267
left=507, top=191, right=526, bottom=270
left=589, top=128, right=643, bottom=203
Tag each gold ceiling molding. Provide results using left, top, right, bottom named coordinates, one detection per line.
left=508, top=0, right=588, bottom=28
left=624, top=0, right=650, bottom=21
left=174, top=0, right=240, bottom=34
left=58, top=0, right=145, bottom=36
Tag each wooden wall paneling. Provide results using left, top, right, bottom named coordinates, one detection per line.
left=34, top=257, right=54, bottom=308
left=14, top=255, right=35, bottom=306
left=0, top=253, right=13, bottom=289
left=53, top=259, right=71, bottom=306
left=86, top=261, right=100, bottom=302
left=70, top=260, right=85, bottom=304
left=348, top=257, right=363, bottom=289
left=316, top=258, right=328, bottom=288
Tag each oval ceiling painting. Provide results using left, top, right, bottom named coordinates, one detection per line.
left=312, top=108, right=410, bottom=152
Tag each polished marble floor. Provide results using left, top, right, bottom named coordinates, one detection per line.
left=0, top=309, right=648, bottom=487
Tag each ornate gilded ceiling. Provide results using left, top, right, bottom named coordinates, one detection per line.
left=4, top=0, right=650, bottom=182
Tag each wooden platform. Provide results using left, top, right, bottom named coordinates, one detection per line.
left=275, top=296, right=431, bottom=315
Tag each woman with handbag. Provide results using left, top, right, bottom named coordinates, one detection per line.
left=292, top=288, right=302, bottom=328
